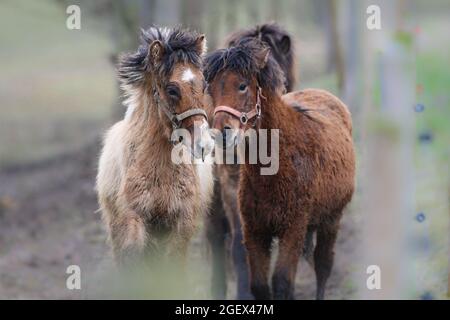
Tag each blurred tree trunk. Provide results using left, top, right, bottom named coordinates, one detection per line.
left=313, top=0, right=345, bottom=94
left=328, top=0, right=344, bottom=93
left=181, top=0, right=204, bottom=32
left=359, top=0, right=416, bottom=299
left=268, top=0, right=280, bottom=21
left=225, top=0, right=238, bottom=33
left=110, top=0, right=182, bottom=120
left=138, top=0, right=157, bottom=27
left=205, top=0, right=220, bottom=49
left=247, top=0, right=259, bottom=25
left=341, top=0, right=361, bottom=117
left=110, top=0, right=143, bottom=121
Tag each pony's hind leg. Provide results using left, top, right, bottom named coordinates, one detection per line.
left=205, top=182, right=229, bottom=299
left=313, top=219, right=339, bottom=300
left=110, top=210, right=147, bottom=269
left=230, top=214, right=252, bottom=300
left=303, top=225, right=315, bottom=267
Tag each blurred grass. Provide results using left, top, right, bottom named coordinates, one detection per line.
left=413, top=39, right=449, bottom=298
left=416, top=51, right=450, bottom=163
left=0, top=0, right=115, bottom=167
left=410, top=15, right=449, bottom=299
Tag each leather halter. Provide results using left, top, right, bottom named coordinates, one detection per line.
left=213, top=86, right=263, bottom=127
left=153, top=85, right=208, bottom=130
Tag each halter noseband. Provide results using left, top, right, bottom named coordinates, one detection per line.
left=153, top=85, right=208, bottom=130
left=213, top=86, right=263, bottom=127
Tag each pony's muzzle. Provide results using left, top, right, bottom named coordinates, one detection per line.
left=191, top=120, right=214, bottom=160
left=213, top=115, right=240, bottom=149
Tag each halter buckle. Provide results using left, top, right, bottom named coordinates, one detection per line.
left=240, top=113, right=249, bottom=125
left=256, top=103, right=261, bottom=118
left=171, top=117, right=181, bottom=129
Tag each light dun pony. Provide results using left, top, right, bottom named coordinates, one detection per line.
left=97, top=27, right=214, bottom=268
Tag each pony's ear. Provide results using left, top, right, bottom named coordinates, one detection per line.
left=149, top=40, right=165, bottom=68
left=195, top=34, right=207, bottom=56
left=255, top=47, right=270, bottom=69
left=279, top=35, right=291, bottom=54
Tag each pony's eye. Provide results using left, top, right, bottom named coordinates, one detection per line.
left=166, top=85, right=180, bottom=99
left=239, top=83, right=247, bottom=92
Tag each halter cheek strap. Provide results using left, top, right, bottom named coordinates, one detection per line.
left=153, top=85, right=208, bottom=130
left=213, top=86, right=263, bottom=127
left=174, top=108, right=208, bottom=127
left=213, top=105, right=260, bottom=125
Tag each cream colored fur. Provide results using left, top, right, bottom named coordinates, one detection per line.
left=96, top=88, right=213, bottom=266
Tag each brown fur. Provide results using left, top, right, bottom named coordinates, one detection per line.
left=96, top=27, right=213, bottom=269
left=205, top=25, right=297, bottom=299
left=205, top=39, right=355, bottom=299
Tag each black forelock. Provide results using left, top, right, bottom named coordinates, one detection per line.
left=204, top=38, right=285, bottom=93
left=118, top=26, right=202, bottom=88
left=224, top=23, right=296, bottom=91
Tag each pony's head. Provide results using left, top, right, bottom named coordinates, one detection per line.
left=225, top=23, right=296, bottom=92
left=118, top=26, right=213, bottom=160
left=204, top=38, right=285, bottom=146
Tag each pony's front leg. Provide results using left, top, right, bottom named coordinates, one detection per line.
left=272, top=222, right=306, bottom=300
left=109, top=210, right=147, bottom=269
left=164, top=226, right=197, bottom=298
left=244, top=230, right=272, bottom=300
left=168, top=225, right=194, bottom=266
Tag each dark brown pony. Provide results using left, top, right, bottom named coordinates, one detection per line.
left=205, top=23, right=296, bottom=299
left=204, top=38, right=355, bottom=300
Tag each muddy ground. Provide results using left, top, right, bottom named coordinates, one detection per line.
left=0, top=141, right=357, bottom=299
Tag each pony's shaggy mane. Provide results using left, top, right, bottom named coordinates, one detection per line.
left=204, top=38, right=285, bottom=93
left=225, top=23, right=296, bottom=91
left=118, top=26, right=203, bottom=88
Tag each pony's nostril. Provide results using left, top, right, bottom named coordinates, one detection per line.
left=223, top=125, right=232, bottom=131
